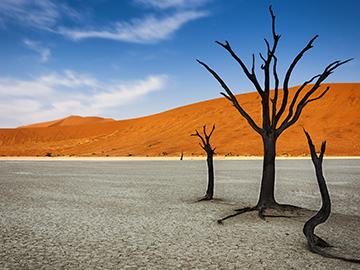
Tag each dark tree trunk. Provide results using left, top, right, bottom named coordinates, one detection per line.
left=256, top=134, right=278, bottom=207
left=191, top=124, right=216, bottom=201
left=198, top=6, right=351, bottom=220
left=302, top=129, right=360, bottom=263
left=303, top=130, right=331, bottom=250
left=205, top=151, right=214, bottom=200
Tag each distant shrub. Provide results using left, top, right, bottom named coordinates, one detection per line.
left=276, top=153, right=290, bottom=157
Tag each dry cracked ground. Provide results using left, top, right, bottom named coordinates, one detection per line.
left=1, top=159, right=360, bottom=269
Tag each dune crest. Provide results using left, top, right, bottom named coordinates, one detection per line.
left=1, top=83, right=359, bottom=157
left=17, top=115, right=115, bottom=128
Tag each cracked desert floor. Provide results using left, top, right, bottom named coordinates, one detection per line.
left=1, top=158, right=359, bottom=269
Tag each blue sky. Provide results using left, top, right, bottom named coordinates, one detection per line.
left=0, top=0, right=359, bottom=128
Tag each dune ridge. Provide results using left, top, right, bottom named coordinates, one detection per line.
left=17, top=115, right=115, bottom=128
left=0, top=83, right=359, bottom=157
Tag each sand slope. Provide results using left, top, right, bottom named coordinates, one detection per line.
left=17, top=115, right=115, bottom=128
left=0, top=83, right=359, bottom=157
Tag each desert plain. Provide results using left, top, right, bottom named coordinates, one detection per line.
left=1, top=158, right=360, bottom=269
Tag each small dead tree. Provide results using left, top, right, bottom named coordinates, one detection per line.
left=303, top=129, right=360, bottom=263
left=198, top=6, right=352, bottom=219
left=191, top=124, right=216, bottom=200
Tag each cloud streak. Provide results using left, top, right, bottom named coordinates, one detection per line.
left=0, top=71, right=167, bottom=127
left=23, top=39, right=51, bottom=62
left=0, top=0, right=211, bottom=43
left=133, top=0, right=212, bottom=9
left=58, top=11, right=208, bottom=43
left=0, top=0, right=81, bottom=30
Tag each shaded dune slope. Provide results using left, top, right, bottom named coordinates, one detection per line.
left=0, top=83, right=359, bottom=157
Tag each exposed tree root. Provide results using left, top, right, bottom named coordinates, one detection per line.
left=197, top=196, right=213, bottom=202
left=312, top=234, right=331, bottom=248
left=217, top=203, right=302, bottom=224
left=217, top=206, right=255, bottom=224
left=303, top=130, right=360, bottom=263
left=305, top=234, right=360, bottom=263
left=195, top=197, right=226, bottom=204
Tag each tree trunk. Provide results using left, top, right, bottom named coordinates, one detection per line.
left=256, top=134, right=278, bottom=207
left=205, top=151, right=214, bottom=199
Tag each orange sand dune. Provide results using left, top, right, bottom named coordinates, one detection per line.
left=0, top=83, right=359, bottom=157
left=17, top=115, right=115, bottom=128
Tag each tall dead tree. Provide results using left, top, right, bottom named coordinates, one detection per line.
left=303, top=129, right=360, bottom=263
left=197, top=6, right=352, bottom=218
left=191, top=124, right=216, bottom=200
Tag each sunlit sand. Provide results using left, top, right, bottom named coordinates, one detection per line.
left=0, top=83, right=359, bottom=157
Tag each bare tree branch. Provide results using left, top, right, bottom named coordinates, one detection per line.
left=263, top=5, right=281, bottom=92
left=260, top=52, right=266, bottom=66
left=261, top=5, right=281, bottom=130
left=191, top=125, right=216, bottom=154
left=207, top=124, right=216, bottom=140
left=197, top=59, right=263, bottom=135
left=251, top=54, right=256, bottom=76
left=190, top=129, right=206, bottom=150
left=303, top=128, right=326, bottom=163
left=271, top=55, right=279, bottom=129
left=276, top=35, right=318, bottom=123
left=215, top=40, right=264, bottom=97
left=278, top=58, right=352, bottom=135
left=220, top=92, right=232, bottom=101
left=304, top=87, right=329, bottom=106
left=278, top=74, right=321, bottom=132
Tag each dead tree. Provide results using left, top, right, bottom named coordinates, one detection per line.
left=191, top=124, right=216, bottom=200
left=303, top=129, right=360, bottom=263
left=197, top=6, right=352, bottom=220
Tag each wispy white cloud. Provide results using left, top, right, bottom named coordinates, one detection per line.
left=0, top=0, right=211, bottom=44
left=0, top=70, right=98, bottom=97
left=23, top=39, right=51, bottom=62
left=134, top=0, right=212, bottom=9
left=0, top=0, right=81, bottom=30
left=0, top=71, right=167, bottom=127
left=58, top=11, right=208, bottom=43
